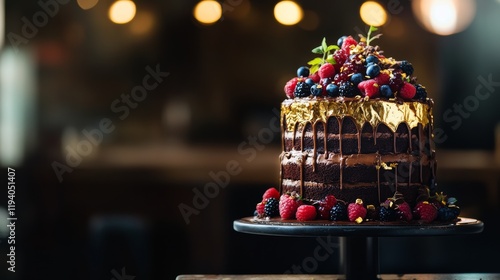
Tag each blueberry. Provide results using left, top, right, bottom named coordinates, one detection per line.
left=380, top=85, right=393, bottom=98
left=337, top=36, right=347, bottom=47
left=366, top=55, right=379, bottom=65
left=366, top=64, right=381, bottom=78
left=350, top=73, right=364, bottom=85
left=305, top=78, right=316, bottom=86
left=297, top=66, right=310, bottom=77
left=326, top=83, right=340, bottom=97
left=310, top=84, right=323, bottom=96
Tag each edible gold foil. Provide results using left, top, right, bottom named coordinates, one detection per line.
left=281, top=98, right=433, bottom=132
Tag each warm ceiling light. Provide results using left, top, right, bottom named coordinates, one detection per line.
left=109, top=0, right=136, bottom=24
left=193, top=0, right=222, bottom=25
left=360, top=1, right=387, bottom=27
left=274, top=1, right=303, bottom=26
left=412, top=0, right=476, bottom=36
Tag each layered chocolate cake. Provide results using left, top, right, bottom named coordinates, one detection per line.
left=254, top=28, right=460, bottom=223
left=280, top=97, right=435, bottom=208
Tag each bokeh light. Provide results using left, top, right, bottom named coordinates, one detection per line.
left=193, top=0, right=222, bottom=25
left=412, top=0, right=476, bottom=35
left=274, top=1, right=303, bottom=26
left=109, top=0, right=136, bottom=24
left=360, top=1, right=387, bottom=27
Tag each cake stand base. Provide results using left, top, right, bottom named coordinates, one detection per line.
left=233, top=217, right=484, bottom=280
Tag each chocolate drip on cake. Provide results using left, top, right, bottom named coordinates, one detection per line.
left=279, top=98, right=436, bottom=207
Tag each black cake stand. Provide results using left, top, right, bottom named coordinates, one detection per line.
left=233, top=217, right=484, bottom=280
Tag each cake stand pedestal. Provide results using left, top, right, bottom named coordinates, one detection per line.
left=233, top=217, right=484, bottom=280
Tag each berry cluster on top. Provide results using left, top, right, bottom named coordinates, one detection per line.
left=254, top=187, right=460, bottom=224
left=284, top=27, right=427, bottom=101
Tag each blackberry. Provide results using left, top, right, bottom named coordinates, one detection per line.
left=414, top=84, right=427, bottom=100
left=389, top=71, right=404, bottom=93
left=294, top=81, right=311, bottom=97
left=264, top=198, right=279, bottom=217
left=400, top=60, right=414, bottom=76
left=339, top=81, right=358, bottom=97
left=379, top=205, right=396, bottom=221
left=438, top=205, right=460, bottom=221
left=329, top=201, right=348, bottom=221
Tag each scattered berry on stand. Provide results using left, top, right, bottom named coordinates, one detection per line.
left=296, top=205, right=317, bottom=221
left=316, top=195, right=337, bottom=220
left=348, top=198, right=367, bottom=223
left=279, top=193, right=302, bottom=220
left=264, top=197, right=279, bottom=217
left=330, top=201, right=348, bottom=221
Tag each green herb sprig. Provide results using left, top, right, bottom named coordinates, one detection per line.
left=307, top=37, right=339, bottom=74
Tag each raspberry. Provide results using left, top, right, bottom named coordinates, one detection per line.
left=318, top=63, right=336, bottom=79
left=348, top=198, right=367, bottom=223
left=284, top=77, right=299, bottom=99
left=279, top=193, right=302, bottom=220
left=374, top=72, right=390, bottom=85
left=399, top=82, right=416, bottom=100
left=255, top=202, right=265, bottom=218
left=341, top=36, right=357, bottom=53
left=413, top=201, right=438, bottom=223
left=363, top=79, right=379, bottom=98
left=396, top=201, right=413, bottom=221
left=262, top=187, right=280, bottom=201
left=308, top=72, right=321, bottom=83
left=333, top=49, right=348, bottom=71
left=316, top=195, right=337, bottom=220
left=296, top=205, right=317, bottom=221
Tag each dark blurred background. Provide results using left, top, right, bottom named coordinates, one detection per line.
left=1, top=0, right=499, bottom=279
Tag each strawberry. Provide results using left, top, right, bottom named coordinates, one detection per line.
left=296, top=205, right=317, bottom=221
left=318, top=63, right=336, bottom=79
left=262, top=187, right=280, bottom=201
left=279, top=193, right=302, bottom=220
left=399, top=82, right=416, bottom=100
left=348, top=198, right=367, bottom=223
left=316, top=194, right=337, bottom=220
left=413, top=201, right=437, bottom=223
left=284, top=77, right=299, bottom=99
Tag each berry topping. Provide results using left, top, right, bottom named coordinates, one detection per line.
left=297, top=66, right=310, bottom=77
left=310, top=84, right=323, bottom=97
left=366, top=64, right=381, bottom=78
left=379, top=84, right=394, bottom=98
left=284, top=77, right=299, bottom=99
left=399, top=82, right=417, bottom=100
left=400, top=60, right=414, bottom=76
left=347, top=198, right=367, bottom=223
left=296, top=205, right=317, bottom=221
left=318, top=63, right=336, bottom=79
left=294, top=81, right=311, bottom=98
left=415, top=84, right=427, bottom=100
left=283, top=27, right=429, bottom=101
left=326, top=83, right=340, bottom=97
